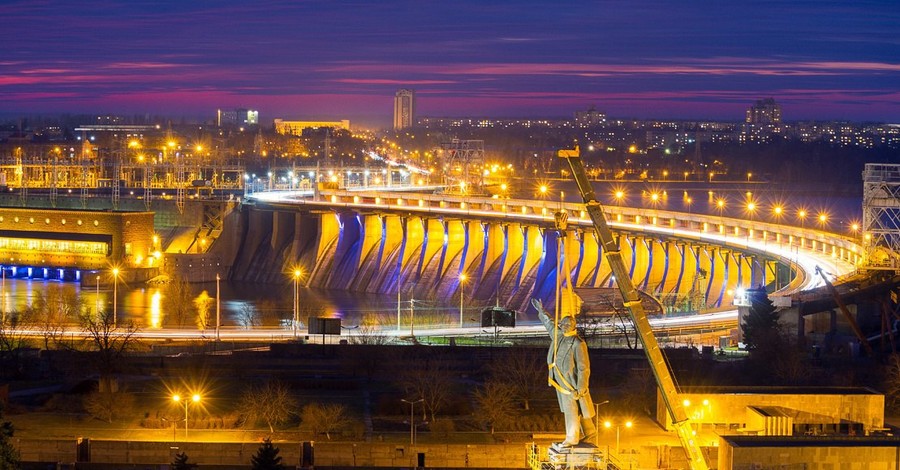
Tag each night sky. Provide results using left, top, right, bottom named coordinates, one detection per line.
left=2, top=0, right=898, bottom=124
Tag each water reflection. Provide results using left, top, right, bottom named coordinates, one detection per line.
left=1, top=278, right=408, bottom=331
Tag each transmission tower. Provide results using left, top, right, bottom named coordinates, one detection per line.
left=176, top=152, right=186, bottom=214
left=17, top=155, right=26, bottom=206
left=81, top=131, right=90, bottom=208
left=50, top=150, right=58, bottom=208
left=862, top=163, right=900, bottom=271
left=144, top=160, right=152, bottom=211
left=111, top=150, right=120, bottom=210
left=442, top=139, right=484, bottom=194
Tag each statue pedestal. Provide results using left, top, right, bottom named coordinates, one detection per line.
left=547, top=443, right=604, bottom=468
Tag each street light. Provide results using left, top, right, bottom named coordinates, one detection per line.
left=215, top=274, right=221, bottom=342
left=172, top=393, right=201, bottom=440
left=603, top=419, right=633, bottom=454
left=96, top=275, right=101, bottom=315
left=111, top=268, right=120, bottom=328
left=292, top=268, right=303, bottom=338
left=401, top=398, right=424, bottom=446
left=594, top=400, right=610, bottom=447
left=458, top=274, right=467, bottom=328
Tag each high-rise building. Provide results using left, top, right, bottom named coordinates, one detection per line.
left=393, top=89, right=415, bottom=130
left=745, top=98, right=782, bottom=125
left=741, top=98, right=783, bottom=143
left=217, top=108, right=259, bottom=127
left=574, top=106, right=606, bottom=127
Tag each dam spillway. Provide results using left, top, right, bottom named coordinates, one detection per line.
left=231, top=189, right=861, bottom=316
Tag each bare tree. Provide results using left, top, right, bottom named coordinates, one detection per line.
left=83, top=384, right=136, bottom=423
left=473, top=381, right=517, bottom=434
left=163, top=275, right=195, bottom=328
left=0, top=311, right=31, bottom=378
left=235, top=304, right=260, bottom=329
left=488, top=348, right=545, bottom=411
left=396, top=353, right=454, bottom=422
left=79, top=309, right=140, bottom=386
left=348, top=313, right=391, bottom=345
left=30, top=284, right=80, bottom=349
left=238, top=380, right=297, bottom=433
left=193, top=290, right=213, bottom=330
left=299, top=402, right=350, bottom=440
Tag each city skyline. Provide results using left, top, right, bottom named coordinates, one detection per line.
left=1, top=1, right=898, bottom=124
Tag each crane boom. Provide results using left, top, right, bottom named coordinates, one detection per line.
left=557, top=147, right=709, bottom=470
left=814, top=265, right=874, bottom=356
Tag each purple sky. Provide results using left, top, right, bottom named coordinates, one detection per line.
left=2, top=1, right=898, bottom=124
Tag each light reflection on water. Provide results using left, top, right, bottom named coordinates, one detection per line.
left=2, top=278, right=422, bottom=331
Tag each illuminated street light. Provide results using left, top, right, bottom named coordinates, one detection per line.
left=292, top=268, right=303, bottom=338
left=603, top=419, right=633, bottom=454
left=817, top=212, right=828, bottom=228
left=215, top=274, right=221, bottom=341
left=716, top=198, right=726, bottom=215
left=594, top=400, right=610, bottom=447
left=172, top=393, right=201, bottom=440
left=111, top=268, right=120, bottom=328
left=458, top=273, right=467, bottom=328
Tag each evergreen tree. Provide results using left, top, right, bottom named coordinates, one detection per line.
left=741, top=287, right=781, bottom=350
left=171, top=451, right=197, bottom=470
left=0, top=403, right=20, bottom=470
left=251, top=438, right=284, bottom=470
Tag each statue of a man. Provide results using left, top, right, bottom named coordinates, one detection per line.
left=532, top=298, right=596, bottom=447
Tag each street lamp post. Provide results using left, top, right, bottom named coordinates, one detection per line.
left=292, top=269, right=302, bottom=338
left=215, top=274, right=221, bottom=341
left=604, top=419, right=633, bottom=454
left=173, top=394, right=201, bottom=440
left=111, top=268, right=120, bottom=328
left=458, top=274, right=467, bottom=328
left=96, top=275, right=101, bottom=315
left=593, top=400, right=610, bottom=447
left=401, top=398, right=424, bottom=446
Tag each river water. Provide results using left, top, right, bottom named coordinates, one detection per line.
left=1, top=277, right=418, bottom=331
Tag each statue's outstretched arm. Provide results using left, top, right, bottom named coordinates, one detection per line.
left=533, top=298, right=553, bottom=332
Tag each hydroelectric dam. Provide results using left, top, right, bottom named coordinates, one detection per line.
left=219, top=188, right=861, bottom=320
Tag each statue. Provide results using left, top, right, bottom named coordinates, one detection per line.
left=533, top=297, right=596, bottom=448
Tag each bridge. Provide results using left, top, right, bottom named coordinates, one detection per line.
left=243, top=187, right=861, bottom=323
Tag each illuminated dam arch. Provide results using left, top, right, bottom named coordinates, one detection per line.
left=246, top=190, right=862, bottom=316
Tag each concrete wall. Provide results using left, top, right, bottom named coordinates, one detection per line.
left=16, top=439, right=529, bottom=468
left=718, top=436, right=900, bottom=470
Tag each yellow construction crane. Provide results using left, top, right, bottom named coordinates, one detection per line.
left=557, top=147, right=710, bottom=470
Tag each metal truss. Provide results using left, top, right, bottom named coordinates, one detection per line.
left=863, top=163, right=900, bottom=271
